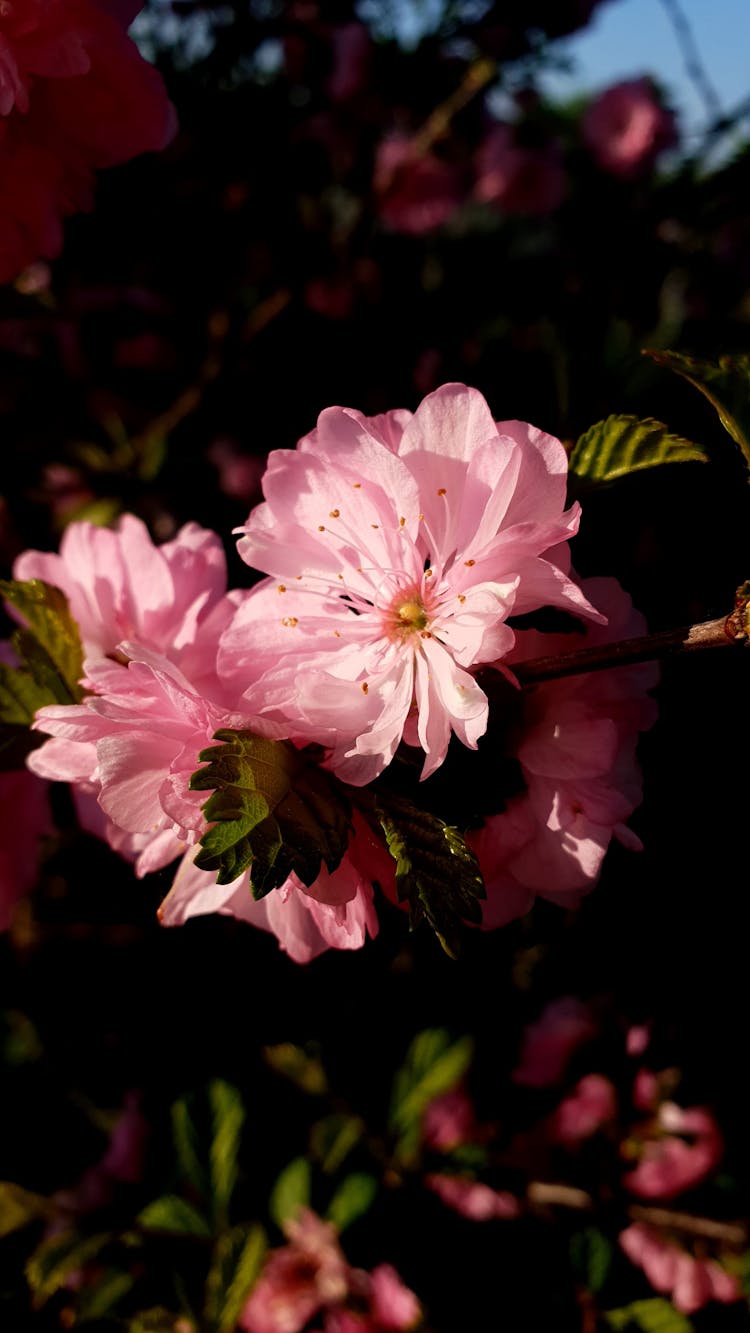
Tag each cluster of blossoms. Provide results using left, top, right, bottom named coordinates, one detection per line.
left=3, top=384, right=656, bottom=962
left=0, top=0, right=175, bottom=283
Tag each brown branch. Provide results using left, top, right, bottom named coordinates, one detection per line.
left=526, top=1181, right=748, bottom=1246
left=411, top=57, right=496, bottom=156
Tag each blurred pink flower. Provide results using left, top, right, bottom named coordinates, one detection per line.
left=624, top=1095, right=723, bottom=1200
left=620, top=1223, right=741, bottom=1315
left=475, top=124, right=566, bottom=215
left=582, top=78, right=678, bottom=178
left=548, top=1073, right=617, bottom=1145
left=373, top=134, right=464, bottom=235
left=0, top=767, right=50, bottom=930
left=422, top=1087, right=476, bottom=1151
left=327, top=23, right=371, bottom=102
left=0, top=0, right=176, bottom=283
left=426, top=1173, right=520, bottom=1221
left=512, top=997, right=597, bottom=1088
left=225, top=383, right=603, bottom=785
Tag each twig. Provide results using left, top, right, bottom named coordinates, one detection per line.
left=657, top=0, right=722, bottom=124
left=527, top=1181, right=748, bottom=1246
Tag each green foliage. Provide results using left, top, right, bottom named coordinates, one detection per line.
left=171, top=1094, right=207, bottom=1197
left=645, top=349, right=750, bottom=470
left=25, top=1229, right=112, bottom=1306
left=208, top=1080, right=245, bottom=1224
left=310, top=1113, right=364, bottom=1173
left=137, top=1195, right=211, bottom=1237
left=389, top=1028, right=474, bottom=1162
left=128, top=1309, right=191, bottom=1332
left=269, top=1156, right=311, bottom=1230
left=0, top=579, right=85, bottom=769
left=190, top=730, right=351, bottom=895
left=70, top=1268, right=135, bottom=1323
left=167, top=1080, right=245, bottom=1229
left=0, top=1181, right=52, bottom=1237
left=326, top=1172, right=377, bottom=1232
left=568, top=415, right=707, bottom=489
left=263, top=1042, right=328, bottom=1096
left=606, top=1298, right=693, bottom=1332
left=570, top=1226, right=614, bottom=1294
left=204, top=1223, right=267, bottom=1333
left=366, top=789, right=484, bottom=957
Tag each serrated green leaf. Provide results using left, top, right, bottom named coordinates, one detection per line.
left=137, top=1195, right=211, bottom=1237
left=370, top=791, right=484, bottom=957
left=326, top=1173, right=377, bottom=1232
left=204, top=1223, right=267, bottom=1333
left=70, top=1268, right=135, bottom=1322
left=645, top=348, right=750, bottom=469
left=570, top=1226, right=613, bottom=1294
left=269, top=1157, right=311, bottom=1231
left=310, top=1113, right=364, bottom=1173
left=569, top=415, right=707, bottom=488
left=26, top=1230, right=111, bottom=1306
left=606, top=1298, right=693, bottom=1332
left=0, top=1181, right=52, bottom=1237
left=1, top=579, right=84, bottom=704
left=389, top=1029, right=474, bottom=1145
left=190, top=731, right=351, bottom=895
left=263, top=1043, right=328, bottom=1096
left=171, top=1096, right=206, bottom=1197
left=208, top=1080, right=245, bottom=1222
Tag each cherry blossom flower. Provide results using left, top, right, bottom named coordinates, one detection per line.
left=512, top=997, right=597, bottom=1088
left=624, top=1081, right=724, bottom=1200
left=620, top=1223, right=741, bottom=1315
left=582, top=78, right=678, bottom=179
left=373, top=134, right=465, bottom=235
left=224, top=383, right=603, bottom=785
left=422, top=1087, right=477, bottom=1151
left=473, top=576, right=657, bottom=926
left=547, top=1073, right=617, bottom=1145
left=425, top=1174, right=520, bottom=1221
left=475, top=124, right=566, bottom=215
left=0, top=0, right=176, bottom=283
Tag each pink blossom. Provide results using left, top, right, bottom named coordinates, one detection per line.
left=422, top=1087, right=476, bottom=1151
left=0, top=0, right=176, bottom=283
left=475, top=124, right=566, bottom=215
left=474, top=576, right=657, bottom=924
left=582, top=78, right=678, bottom=178
left=327, top=23, right=371, bottom=103
left=620, top=1223, right=741, bottom=1315
left=512, top=997, right=597, bottom=1088
left=624, top=1097, right=723, bottom=1200
left=225, top=383, right=603, bottom=785
left=56, top=1090, right=148, bottom=1214
left=425, top=1173, right=520, bottom=1221
left=373, top=134, right=464, bottom=235
left=548, top=1073, right=617, bottom=1145
left=366, top=1264, right=422, bottom=1330
left=0, top=767, right=51, bottom=930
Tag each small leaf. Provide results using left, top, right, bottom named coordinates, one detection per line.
left=0, top=1181, right=52, bottom=1237
left=26, top=1230, right=111, bottom=1306
left=71, top=1268, right=135, bottom=1322
left=371, top=791, right=484, bottom=957
left=389, top=1029, right=474, bottom=1154
left=606, top=1298, right=693, bottom=1332
left=570, top=1226, right=613, bottom=1294
left=310, top=1114, right=364, bottom=1173
left=204, top=1222, right=267, bottom=1333
left=171, top=1096, right=206, bottom=1197
left=326, top=1173, right=377, bottom=1232
left=569, top=415, right=707, bottom=488
left=645, top=348, right=750, bottom=470
left=137, top=1196, right=211, bottom=1237
left=190, top=731, right=351, bottom=895
left=1, top=579, right=84, bottom=703
left=269, top=1157, right=311, bottom=1231
left=263, top=1043, right=328, bottom=1096
left=208, top=1080, right=245, bottom=1222
left=128, top=1308, right=190, bottom=1332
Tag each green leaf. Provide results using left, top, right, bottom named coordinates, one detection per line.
left=128, top=1308, right=190, bottom=1332
left=26, top=1230, right=111, bottom=1306
left=389, top=1028, right=474, bottom=1159
left=371, top=791, right=484, bottom=958
left=137, top=1195, right=211, bottom=1237
left=645, top=348, right=750, bottom=469
left=269, top=1157, right=311, bottom=1231
left=326, top=1173, right=377, bottom=1232
left=606, top=1298, right=693, bottom=1332
left=569, top=415, right=707, bottom=488
left=0, top=579, right=84, bottom=703
left=190, top=731, right=351, bottom=895
left=0, top=1181, right=52, bottom=1237
left=208, top=1080, right=245, bottom=1222
left=263, top=1043, right=328, bottom=1096
left=204, top=1223, right=267, bottom=1333
left=310, top=1113, right=364, bottom=1173
left=171, top=1096, right=207, bottom=1197
left=570, top=1226, right=613, bottom=1294
left=71, top=1268, right=135, bottom=1322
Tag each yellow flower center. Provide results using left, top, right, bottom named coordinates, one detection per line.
left=397, top=599, right=429, bottom=631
